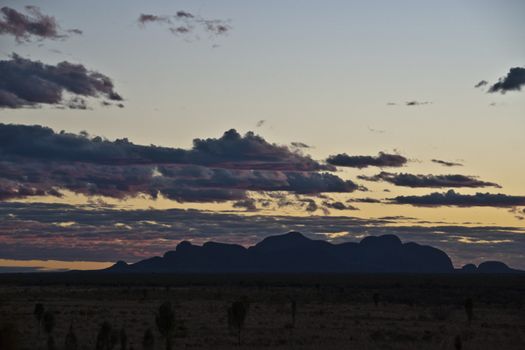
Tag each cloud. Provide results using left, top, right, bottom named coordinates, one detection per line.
left=322, top=201, right=358, bottom=211
left=391, top=190, right=525, bottom=207
left=474, top=80, right=488, bottom=88
left=138, top=14, right=171, bottom=25
left=1, top=202, right=524, bottom=269
left=0, top=54, right=123, bottom=109
left=291, top=142, right=310, bottom=149
left=0, top=124, right=358, bottom=202
left=0, top=6, right=81, bottom=42
left=488, top=67, right=525, bottom=93
left=432, top=159, right=463, bottom=167
left=406, top=101, right=432, bottom=106
left=346, top=197, right=381, bottom=203
left=327, top=152, right=407, bottom=169
left=138, top=11, right=231, bottom=39
left=358, top=172, right=500, bottom=188
left=232, top=198, right=257, bottom=211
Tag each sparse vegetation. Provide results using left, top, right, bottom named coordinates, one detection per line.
left=0, top=274, right=523, bottom=349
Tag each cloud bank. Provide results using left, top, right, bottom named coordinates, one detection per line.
left=391, top=190, right=525, bottom=207
left=0, top=124, right=358, bottom=203
left=358, top=172, right=500, bottom=188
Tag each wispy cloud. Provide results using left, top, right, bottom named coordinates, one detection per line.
left=327, top=152, right=407, bottom=169
left=358, top=172, right=500, bottom=188
left=0, top=6, right=81, bottom=42
left=391, top=190, right=525, bottom=207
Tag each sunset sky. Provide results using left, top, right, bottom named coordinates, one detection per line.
left=0, top=0, right=524, bottom=271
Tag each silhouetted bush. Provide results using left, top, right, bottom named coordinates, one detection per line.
left=34, top=303, right=45, bottom=336
left=64, top=324, right=78, bottom=350
left=155, top=301, right=175, bottom=350
left=464, top=298, right=473, bottom=324
left=228, top=299, right=249, bottom=345
left=142, top=329, right=154, bottom=350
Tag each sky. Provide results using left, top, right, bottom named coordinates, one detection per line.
left=0, top=0, right=524, bottom=271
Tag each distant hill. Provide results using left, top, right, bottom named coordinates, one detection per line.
left=459, top=261, right=523, bottom=274
left=105, top=232, right=462, bottom=273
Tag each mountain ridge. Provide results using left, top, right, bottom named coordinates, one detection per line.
left=104, top=232, right=522, bottom=274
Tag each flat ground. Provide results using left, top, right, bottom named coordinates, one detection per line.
left=0, top=274, right=524, bottom=349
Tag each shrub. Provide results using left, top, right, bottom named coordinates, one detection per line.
left=228, top=299, right=249, bottom=345
left=155, top=301, right=176, bottom=350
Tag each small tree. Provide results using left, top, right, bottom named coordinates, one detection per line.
left=228, top=300, right=249, bottom=345
left=464, top=298, right=473, bottom=324
left=155, top=301, right=176, bottom=350
left=43, top=311, right=55, bottom=350
left=64, top=324, right=78, bottom=350
left=142, top=329, right=154, bottom=350
left=34, top=303, right=45, bottom=337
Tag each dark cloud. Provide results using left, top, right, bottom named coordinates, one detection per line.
left=432, top=159, right=463, bottom=167
left=0, top=6, right=81, bottom=42
left=322, top=201, right=358, bottom=211
left=474, top=80, right=488, bottom=88
left=138, top=14, right=171, bottom=25
left=327, top=152, right=407, bottom=169
left=291, top=142, right=310, bottom=149
left=406, top=101, right=432, bottom=106
left=1, top=202, right=524, bottom=269
left=391, top=190, right=525, bottom=207
left=0, top=124, right=357, bottom=202
left=358, top=172, right=500, bottom=188
left=347, top=197, right=381, bottom=203
left=488, top=67, right=525, bottom=94
left=138, top=11, right=231, bottom=39
left=232, top=198, right=257, bottom=211
left=0, top=54, right=123, bottom=109
left=0, top=125, right=327, bottom=170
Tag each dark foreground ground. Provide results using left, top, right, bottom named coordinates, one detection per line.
left=0, top=273, right=524, bottom=349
